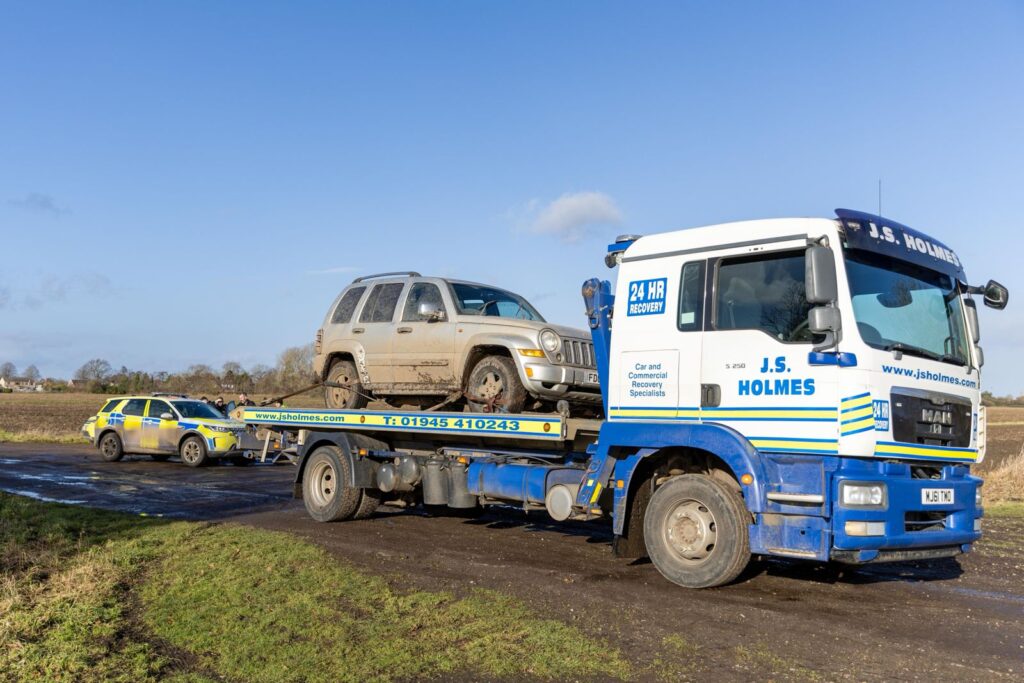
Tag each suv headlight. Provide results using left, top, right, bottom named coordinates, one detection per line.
left=840, top=482, right=887, bottom=509
left=204, top=424, right=230, bottom=433
left=539, top=329, right=561, bottom=353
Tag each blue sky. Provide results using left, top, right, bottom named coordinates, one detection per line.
left=2, top=2, right=1023, bottom=393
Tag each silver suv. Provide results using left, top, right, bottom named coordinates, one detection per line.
left=313, top=272, right=601, bottom=413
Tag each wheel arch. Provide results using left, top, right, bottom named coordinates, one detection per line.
left=601, top=421, right=765, bottom=557
left=293, top=431, right=389, bottom=498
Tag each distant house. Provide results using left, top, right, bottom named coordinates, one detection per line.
left=0, top=376, right=41, bottom=392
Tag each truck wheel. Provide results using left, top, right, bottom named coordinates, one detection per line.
left=303, top=445, right=362, bottom=522
left=98, top=432, right=124, bottom=462
left=352, top=488, right=382, bottom=520
left=179, top=435, right=209, bottom=468
left=643, top=474, right=751, bottom=589
left=465, top=355, right=527, bottom=413
left=325, top=359, right=368, bottom=410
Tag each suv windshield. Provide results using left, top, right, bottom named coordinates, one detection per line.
left=448, top=283, right=544, bottom=321
left=172, top=400, right=226, bottom=419
left=844, top=250, right=970, bottom=366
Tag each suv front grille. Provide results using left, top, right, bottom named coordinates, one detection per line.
left=561, top=338, right=596, bottom=368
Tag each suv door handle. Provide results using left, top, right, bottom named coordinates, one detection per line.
left=352, top=327, right=365, bottom=334
left=397, top=327, right=413, bottom=334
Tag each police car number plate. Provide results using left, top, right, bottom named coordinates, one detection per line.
left=921, top=488, right=953, bottom=505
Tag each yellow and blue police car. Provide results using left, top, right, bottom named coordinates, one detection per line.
left=81, top=395, right=250, bottom=467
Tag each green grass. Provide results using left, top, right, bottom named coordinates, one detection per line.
left=0, top=428, right=87, bottom=444
left=986, top=501, right=1024, bottom=518
left=0, top=493, right=630, bottom=682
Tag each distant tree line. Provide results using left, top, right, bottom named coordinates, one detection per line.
left=981, top=391, right=1024, bottom=407
left=1, top=345, right=316, bottom=397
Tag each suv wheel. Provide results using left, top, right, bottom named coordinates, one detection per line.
left=180, top=435, right=208, bottom=467
left=465, top=355, right=527, bottom=413
left=98, top=432, right=124, bottom=462
left=325, top=359, right=369, bottom=410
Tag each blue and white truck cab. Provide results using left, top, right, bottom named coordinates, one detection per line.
left=244, top=208, right=1008, bottom=589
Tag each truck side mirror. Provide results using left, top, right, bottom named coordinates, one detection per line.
left=805, top=245, right=838, bottom=305
left=964, top=299, right=980, bottom=342
left=809, top=306, right=842, bottom=352
left=983, top=280, right=1008, bottom=310
left=417, top=302, right=445, bottom=321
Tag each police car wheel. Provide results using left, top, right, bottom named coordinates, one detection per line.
left=98, top=432, right=124, bottom=462
left=465, top=355, right=526, bottom=413
left=643, top=474, right=751, bottom=589
left=179, top=436, right=208, bottom=468
left=326, top=360, right=368, bottom=410
left=303, top=445, right=362, bottom=522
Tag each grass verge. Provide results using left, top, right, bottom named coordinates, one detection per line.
left=0, top=428, right=87, bottom=444
left=982, top=447, right=1024, bottom=504
left=0, top=493, right=629, bottom=682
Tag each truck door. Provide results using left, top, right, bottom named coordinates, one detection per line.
left=353, top=282, right=405, bottom=388
left=700, top=248, right=838, bottom=450
left=391, top=281, right=457, bottom=391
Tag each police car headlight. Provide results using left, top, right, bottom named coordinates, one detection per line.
left=840, top=482, right=887, bottom=509
left=204, top=424, right=230, bottom=433
left=539, top=329, right=561, bottom=353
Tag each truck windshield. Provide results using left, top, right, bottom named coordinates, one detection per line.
left=448, top=283, right=545, bottom=321
left=844, top=250, right=970, bottom=366
left=172, top=400, right=226, bottom=419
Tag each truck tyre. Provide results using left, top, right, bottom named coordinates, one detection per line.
left=303, top=445, right=362, bottom=522
left=352, top=488, right=382, bottom=520
left=179, top=435, right=209, bottom=468
left=325, top=359, right=368, bottom=410
left=98, top=432, right=124, bottom=462
left=643, top=474, right=751, bottom=589
left=465, top=355, right=527, bottom=413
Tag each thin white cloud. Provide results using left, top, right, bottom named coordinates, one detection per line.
left=0, top=273, right=111, bottom=310
left=520, top=191, right=623, bottom=243
left=8, top=192, right=70, bottom=216
left=305, top=266, right=358, bottom=276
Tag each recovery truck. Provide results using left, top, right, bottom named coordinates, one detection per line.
left=245, top=209, right=1008, bottom=588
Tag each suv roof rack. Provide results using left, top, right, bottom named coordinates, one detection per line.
left=151, top=392, right=188, bottom=397
left=352, top=271, right=422, bottom=283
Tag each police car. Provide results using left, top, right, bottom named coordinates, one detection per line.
left=81, top=395, right=250, bottom=467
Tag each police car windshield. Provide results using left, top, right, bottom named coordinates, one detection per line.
left=844, top=250, right=970, bottom=366
left=448, top=283, right=544, bottom=321
left=172, top=400, right=225, bottom=419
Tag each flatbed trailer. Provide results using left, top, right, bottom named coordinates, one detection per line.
left=245, top=209, right=1007, bottom=588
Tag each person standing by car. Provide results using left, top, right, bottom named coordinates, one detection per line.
left=237, top=393, right=255, bottom=407
left=214, top=397, right=227, bottom=415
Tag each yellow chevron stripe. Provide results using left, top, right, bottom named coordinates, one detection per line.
left=840, top=417, right=875, bottom=434
left=840, top=397, right=872, bottom=411
left=874, top=443, right=978, bottom=461
left=750, top=439, right=839, bottom=451
left=840, top=406, right=873, bottom=422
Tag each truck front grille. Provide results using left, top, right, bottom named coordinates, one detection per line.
left=561, top=338, right=596, bottom=368
left=905, top=511, right=947, bottom=533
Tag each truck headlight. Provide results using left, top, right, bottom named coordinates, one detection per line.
left=840, top=482, right=887, bottom=509
left=539, top=329, right=561, bottom=353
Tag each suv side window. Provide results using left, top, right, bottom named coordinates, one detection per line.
left=122, top=399, right=147, bottom=416
left=678, top=261, right=705, bottom=331
left=147, top=400, right=173, bottom=418
left=714, top=250, right=812, bottom=342
left=331, top=286, right=366, bottom=324
left=359, top=283, right=404, bottom=323
left=100, top=399, right=121, bottom=413
left=402, top=283, right=447, bottom=322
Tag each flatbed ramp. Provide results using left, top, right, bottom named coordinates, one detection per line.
left=242, top=407, right=600, bottom=444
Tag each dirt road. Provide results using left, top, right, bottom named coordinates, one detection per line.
left=1, top=443, right=1021, bottom=681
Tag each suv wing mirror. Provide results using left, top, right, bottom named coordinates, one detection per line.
left=160, top=412, right=175, bottom=421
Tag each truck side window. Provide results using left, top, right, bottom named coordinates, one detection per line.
left=360, top=283, right=404, bottom=323
left=122, top=399, right=147, bottom=417
left=403, top=283, right=447, bottom=322
left=678, top=261, right=705, bottom=331
left=331, top=286, right=366, bottom=324
left=714, top=250, right=813, bottom=342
